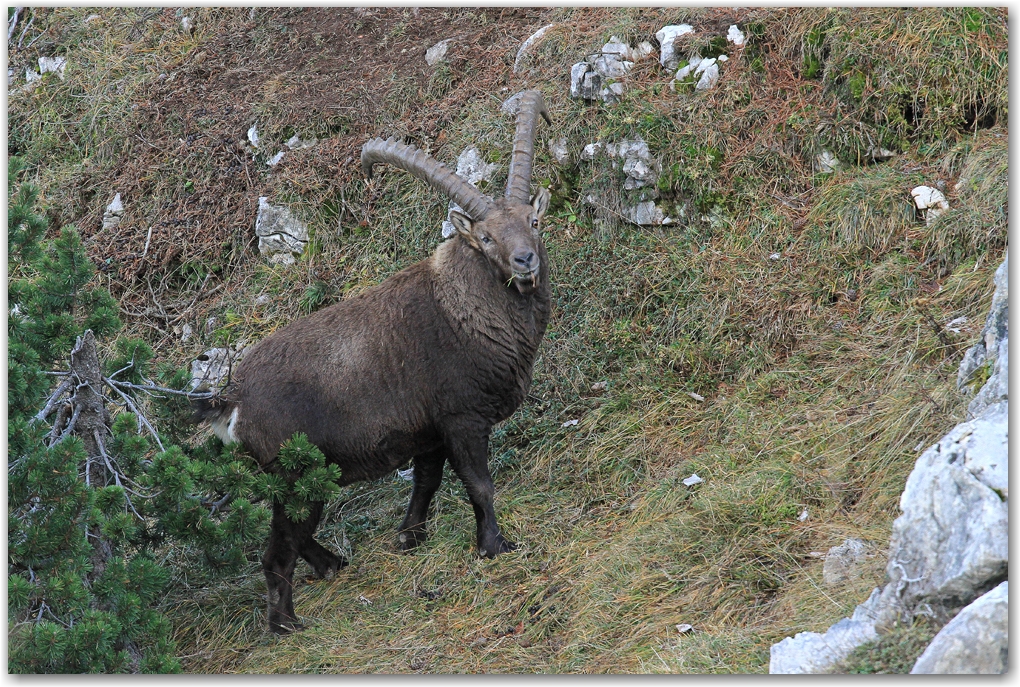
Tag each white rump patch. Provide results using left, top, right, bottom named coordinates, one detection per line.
left=211, top=406, right=240, bottom=444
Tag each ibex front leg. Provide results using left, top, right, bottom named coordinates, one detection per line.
left=445, top=430, right=515, bottom=558
left=398, top=448, right=447, bottom=551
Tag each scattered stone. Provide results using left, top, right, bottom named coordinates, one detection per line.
left=181, top=15, right=194, bottom=35
left=38, top=56, right=68, bottom=80
left=501, top=91, right=524, bottom=115
left=548, top=137, right=571, bottom=166
left=247, top=124, right=260, bottom=149
left=441, top=146, right=498, bottom=238
left=676, top=623, right=695, bottom=634
left=823, top=538, right=872, bottom=586
left=425, top=39, right=453, bottom=66
left=590, top=381, right=608, bottom=392
left=190, top=347, right=244, bottom=390
left=180, top=323, right=193, bottom=343
left=629, top=41, right=657, bottom=62
left=798, top=508, right=809, bottom=522
left=769, top=252, right=781, bottom=261
left=911, top=185, right=949, bottom=225
left=717, top=54, right=729, bottom=62
left=910, top=581, right=1008, bottom=674
left=254, top=294, right=271, bottom=306
left=568, top=36, right=646, bottom=103
left=255, top=197, right=308, bottom=265
left=675, top=55, right=722, bottom=91
left=695, top=59, right=720, bottom=91
left=815, top=150, right=842, bottom=174
left=285, top=134, right=317, bottom=150
left=656, top=24, right=695, bottom=70
left=513, top=23, right=555, bottom=73
left=688, top=391, right=705, bottom=402
left=727, top=24, right=746, bottom=46
left=867, top=146, right=897, bottom=161
left=85, top=14, right=101, bottom=23
left=8, top=67, right=15, bottom=87
left=397, top=467, right=415, bottom=482
left=561, top=419, right=579, bottom=428
left=944, top=316, right=968, bottom=334
left=682, top=474, right=703, bottom=486
left=623, top=200, right=666, bottom=226
left=580, top=142, right=603, bottom=161
left=266, top=150, right=285, bottom=166
left=102, top=193, right=125, bottom=231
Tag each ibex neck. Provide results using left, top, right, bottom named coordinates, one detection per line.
left=431, top=237, right=550, bottom=356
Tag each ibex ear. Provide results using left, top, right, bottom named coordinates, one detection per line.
left=448, top=210, right=475, bottom=241
left=530, top=187, right=551, bottom=219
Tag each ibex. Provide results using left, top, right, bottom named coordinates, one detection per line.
left=194, top=90, right=553, bottom=633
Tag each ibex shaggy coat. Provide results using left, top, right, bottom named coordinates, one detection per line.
left=194, top=90, right=553, bottom=633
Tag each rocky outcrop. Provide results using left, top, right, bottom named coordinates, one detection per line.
left=910, top=581, right=1008, bottom=674
left=770, top=252, right=1009, bottom=674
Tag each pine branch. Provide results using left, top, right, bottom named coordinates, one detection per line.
left=103, top=379, right=165, bottom=452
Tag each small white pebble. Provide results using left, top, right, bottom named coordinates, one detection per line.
left=798, top=508, right=809, bottom=522
left=688, top=391, right=705, bottom=402
left=682, top=474, right=703, bottom=486
left=769, top=252, right=781, bottom=261
left=676, top=623, right=694, bottom=634
left=561, top=419, right=579, bottom=427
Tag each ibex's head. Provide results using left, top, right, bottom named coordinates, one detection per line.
left=361, top=90, right=552, bottom=295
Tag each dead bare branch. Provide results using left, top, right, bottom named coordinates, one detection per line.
left=32, top=377, right=74, bottom=425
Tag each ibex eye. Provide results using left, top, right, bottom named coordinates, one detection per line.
left=531, top=219, right=539, bottom=228
left=480, top=235, right=492, bottom=244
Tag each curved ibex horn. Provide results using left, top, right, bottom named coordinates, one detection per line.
left=361, top=137, right=495, bottom=221
left=505, top=90, right=552, bottom=205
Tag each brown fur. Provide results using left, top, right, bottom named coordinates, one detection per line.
left=194, top=192, right=551, bottom=633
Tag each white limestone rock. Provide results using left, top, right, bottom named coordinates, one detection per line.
left=769, top=588, right=883, bottom=673
left=38, top=56, right=67, bottom=80
left=727, top=24, right=746, bottom=46
left=911, top=185, right=949, bottom=225
left=548, top=137, right=571, bottom=166
left=623, top=201, right=666, bottom=226
left=957, top=251, right=1008, bottom=417
left=816, top=150, right=842, bottom=173
left=823, top=538, right=872, bottom=586
left=873, top=399, right=1008, bottom=623
left=255, top=197, right=308, bottom=265
left=102, top=193, right=125, bottom=231
left=655, top=24, right=695, bottom=70
left=513, top=23, right=555, bottom=73
left=425, top=39, right=453, bottom=66
left=441, top=147, right=497, bottom=238
left=911, top=581, right=1008, bottom=674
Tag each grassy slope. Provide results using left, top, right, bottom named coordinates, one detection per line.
left=8, top=7, right=1007, bottom=673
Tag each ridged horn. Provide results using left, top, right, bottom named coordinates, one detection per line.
left=505, top=90, right=552, bottom=205
left=361, top=137, right=495, bottom=221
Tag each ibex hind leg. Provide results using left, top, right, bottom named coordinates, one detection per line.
left=398, top=448, right=447, bottom=551
left=263, top=501, right=336, bottom=633
left=297, top=502, right=347, bottom=579
left=263, top=503, right=302, bottom=634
